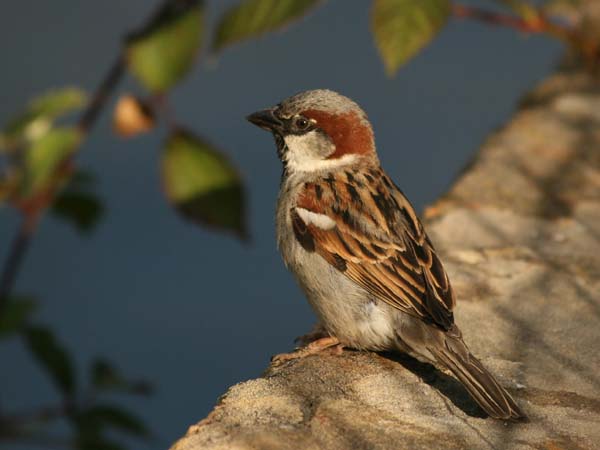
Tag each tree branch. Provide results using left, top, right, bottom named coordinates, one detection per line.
left=0, top=0, right=178, bottom=317
left=0, top=53, right=126, bottom=314
left=78, top=54, right=126, bottom=135
left=451, top=2, right=577, bottom=43
left=451, top=3, right=598, bottom=69
left=452, top=3, right=544, bottom=33
left=0, top=211, right=40, bottom=313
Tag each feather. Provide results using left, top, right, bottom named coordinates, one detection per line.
left=294, top=167, right=455, bottom=331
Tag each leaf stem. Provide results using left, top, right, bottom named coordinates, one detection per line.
left=78, top=54, right=126, bottom=135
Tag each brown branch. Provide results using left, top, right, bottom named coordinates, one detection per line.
left=78, top=54, right=126, bottom=135
left=451, top=3, right=576, bottom=43
left=0, top=53, right=126, bottom=314
left=452, top=3, right=544, bottom=33
left=0, top=212, right=40, bottom=313
left=451, top=3, right=599, bottom=68
left=0, top=49, right=128, bottom=315
left=0, top=0, right=179, bottom=317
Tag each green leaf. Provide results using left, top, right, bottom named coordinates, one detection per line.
left=372, top=0, right=450, bottom=76
left=80, top=404, right=149, bottom=437
left=126, top=0, right=204, bottom=93
left=90, top=358, right=154, bottom=395
left=75, top=433, right=126, bottom=450
left=20, top=126, right=80, bottom=199
left=24, top=325, right=75, bottom=395
left=0, top=296, right=37, bottom=338
left=51, top=190, right=104, bottom=233
left=91, top=358, right=122, bottom=389
left=213, top=0, right=323, bottom=51
left=0, top=87, right=86, bottom=151
left=162, top=129, right=246, bottom=238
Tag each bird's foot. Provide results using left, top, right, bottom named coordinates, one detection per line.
left=294, top=323, right=329, bottom=346
left=271, top=336, right=343, bottom=365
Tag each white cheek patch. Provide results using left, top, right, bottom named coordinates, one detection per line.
left=283, top=133, right=331, bottom=171
left=283, top=132, right=359, bottom=173
left=284, top=133, right=322, bottom=154
left=283, top=136, right=359, bottom=173
left=296, top=207, right=337, bottom=230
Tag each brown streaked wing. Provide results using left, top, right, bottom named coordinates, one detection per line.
left=294, top=169, right=455, bottom=330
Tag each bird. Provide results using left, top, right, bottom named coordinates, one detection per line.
left=247, top=89, right=526, bottom=421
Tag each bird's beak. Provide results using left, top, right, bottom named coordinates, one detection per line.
left=246, top=108, right=283, bottom=133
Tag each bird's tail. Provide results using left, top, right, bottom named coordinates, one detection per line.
left=429, top=335, right=527, bottom=421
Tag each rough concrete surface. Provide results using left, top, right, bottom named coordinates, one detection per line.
left=170, top=68, right=600, bottom=450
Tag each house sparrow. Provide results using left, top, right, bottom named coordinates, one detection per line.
left=247, top=89, right=525, bottom=421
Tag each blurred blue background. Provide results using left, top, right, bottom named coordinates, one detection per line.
left=0, top=0, right=560, bottom=448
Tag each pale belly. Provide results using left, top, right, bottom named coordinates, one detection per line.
left=280, top=228, right=398, bottom=350
left=275, top=173, right=399, bottom=350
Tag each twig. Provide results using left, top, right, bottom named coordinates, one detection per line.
left=0, top=52, right=126, bottom=314
left=78, top=54, right=126, bottom=135
left=0, top=421, right=65, bottom=448
left=0, top=403, right=71, bottom=427
left=452, top=3, right=575, bottom=43
left=151, top=93, right=177, bottom=129
left=452, top=3, right=544, bottom=33
left=451, top=3, right=599, bottom=68
left=0, top=431, right=72, bottom=450
left=0, top=211, right=40, bottom=312
left=0, top=47, right=127, bottom=315
left=0, top=0, right=179, bottom=317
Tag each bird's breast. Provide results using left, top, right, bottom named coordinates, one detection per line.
left=275, top=176, right=397, bottom=350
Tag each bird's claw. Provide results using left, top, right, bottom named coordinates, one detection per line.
left=271, top=336, right=343, bottom=366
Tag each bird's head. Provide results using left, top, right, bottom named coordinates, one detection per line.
left=247, top=89, right=377, bottom=174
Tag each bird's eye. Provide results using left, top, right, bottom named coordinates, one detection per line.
left=294, top=117, right=310, bottom=130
